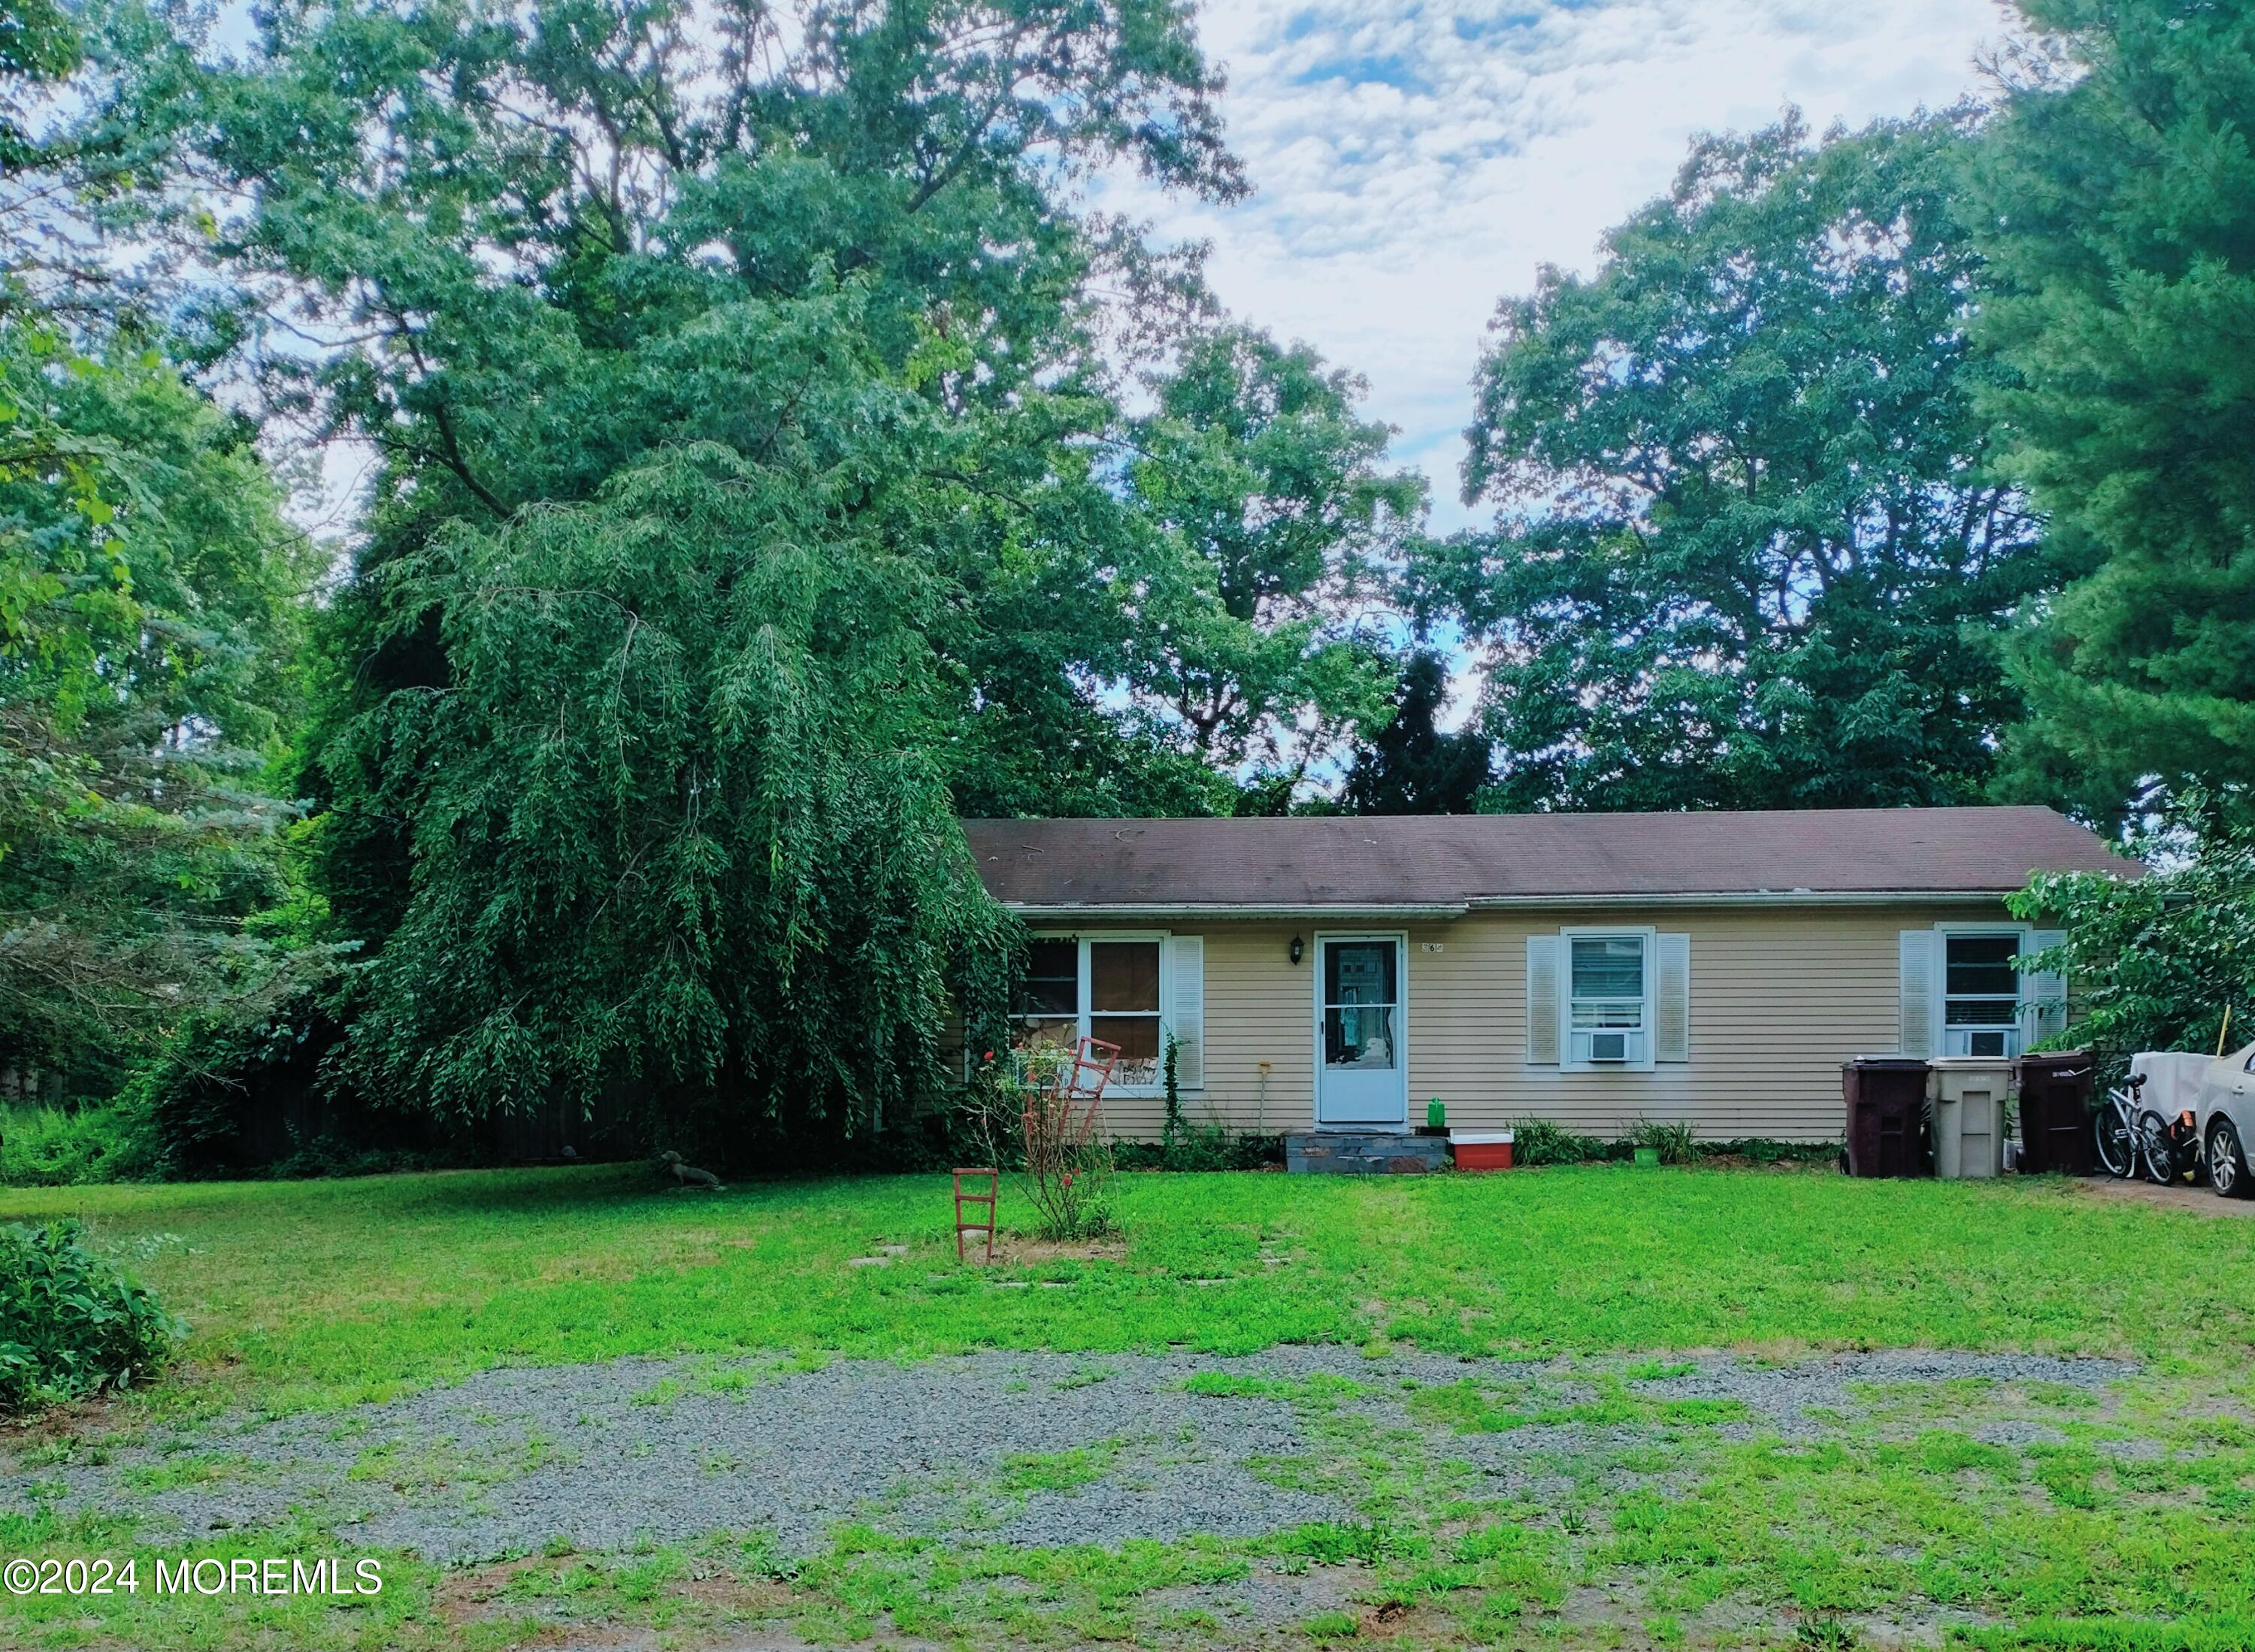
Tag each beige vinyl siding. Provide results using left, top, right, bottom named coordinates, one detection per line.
left=1058, top=902, right=2013, bottom=1143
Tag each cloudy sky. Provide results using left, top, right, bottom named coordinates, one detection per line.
left=1101, top=0, right=2019, bottom=534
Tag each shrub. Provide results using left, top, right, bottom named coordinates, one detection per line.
left=0, top=1102, right=165, bottom=1185
left=1116, top=1123, right=1283, bottom=1172
left=1508, top=1118, right=1612, bottom=1166
left=0, top=1219, right=184, bottom=1413
left=1508, top=1120, right=1836, bottom=1168
left=1628, top=1118, right=1699, bottom=1166
left=2012, top=809, right=2252, bottom=1072
left=1702, top=1136, right=1841, bottom=1166
left=1018, top=1072, right=1116, bottom=1242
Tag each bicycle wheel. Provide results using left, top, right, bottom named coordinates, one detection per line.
left=2093, top=1100, right=2137, bottom=1178
left=2136, top=1110, right=2181, bottom=1186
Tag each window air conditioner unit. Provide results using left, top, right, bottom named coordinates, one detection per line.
left=1588, top=1031, right=1630, bottom=1063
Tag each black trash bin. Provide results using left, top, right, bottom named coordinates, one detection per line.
left=2014, top=1051, right=2097, bottom=1175
left=1843, top=1057, right=1931, bottom=1178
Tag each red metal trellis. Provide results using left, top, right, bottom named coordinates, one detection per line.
left=952, top=1166, right=999, bottom=1262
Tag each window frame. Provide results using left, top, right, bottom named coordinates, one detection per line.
left=1557, top=926, right=1657, bottom=1073
left=1012, top=930, right=1173, bottom=1097
left=1933, top=921, right=2036, bottom=1058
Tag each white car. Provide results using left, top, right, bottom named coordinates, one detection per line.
left=2197, top=1041, right=2255, bottom=1198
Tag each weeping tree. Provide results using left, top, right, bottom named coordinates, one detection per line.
left=86, top=0, right=1252, bottom=1147
left=338, top=428, right=1016, bottom=1143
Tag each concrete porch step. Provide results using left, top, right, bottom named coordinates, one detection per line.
left=1285, top=1130, right=1448, bottom=1175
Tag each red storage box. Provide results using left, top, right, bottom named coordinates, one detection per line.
left=1449, top=1130, right=1514, bottom=1171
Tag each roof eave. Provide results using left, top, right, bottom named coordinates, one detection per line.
left=1003, top=902, right=1472, bottom=921
left=1000, top=888, right=2039, bottom=918
left=1463, top=888, right=2026, bottom=909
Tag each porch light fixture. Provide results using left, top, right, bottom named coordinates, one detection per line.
left=1289, top=935, right=1304, bottom=966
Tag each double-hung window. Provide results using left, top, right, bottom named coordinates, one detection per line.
left=1010, top=936, right=1166, bottom=1090
left=1942, top=931, right=2023, bottom=1057
left=1567, top=932, right=1649, bottom=1067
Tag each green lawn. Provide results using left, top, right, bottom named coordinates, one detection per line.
left=6, top=1163, right=2250, bottom=1413
left=5, top=1163, right=2254, bottom=1650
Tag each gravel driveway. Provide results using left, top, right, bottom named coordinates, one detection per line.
left=5, top=1347, right=2133, bottom=1566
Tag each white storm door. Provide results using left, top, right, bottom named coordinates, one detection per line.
left=1315, top=935, right=1408, bottom=1126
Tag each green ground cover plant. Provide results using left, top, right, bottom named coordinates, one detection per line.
left=0, top=1103, right=165, bottom=1187
left=0, top=1218, right=182, bottom=1412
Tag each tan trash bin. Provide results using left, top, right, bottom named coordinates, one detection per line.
left=1927, top=1057, right=2012, bottom=1178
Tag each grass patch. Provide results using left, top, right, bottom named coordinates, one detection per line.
left=2, top=1163, right=2248, bottom=1421
left=1182, top=1370, right=1372, bottom=1404
left=1406, top=1373, right=1752, bottom=1433
left=997, top=1442, right=1118, bottom=1493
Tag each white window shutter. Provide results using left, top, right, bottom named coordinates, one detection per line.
left=1167, top=935, right=1205, bottom=1089
left=1654, top=933, right=1690, bottom=1063
left=2023, top=927, right=2068, bottom=1045
left=1526, top=934, right=1560, bottom=1066
left=1899, top=930, right=1937, bottom=1057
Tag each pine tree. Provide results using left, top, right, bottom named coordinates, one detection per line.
left=1971, top=0, right=2255, bottom=824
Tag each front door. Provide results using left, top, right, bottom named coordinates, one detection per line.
left=1315, top=935, right=1407, bottom=1127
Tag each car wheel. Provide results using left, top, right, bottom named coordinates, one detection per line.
left=2209, top=1119, right=2252, bottom=1200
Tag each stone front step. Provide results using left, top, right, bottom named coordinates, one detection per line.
left=1285, top=1130, right=1449, bottom=1175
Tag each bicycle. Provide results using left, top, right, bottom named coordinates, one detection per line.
left=2137, top=1104, right=2202, bottom=1187
left=2093, top=1073, right=2145, bottom=1178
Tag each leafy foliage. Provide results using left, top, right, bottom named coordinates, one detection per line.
left=0, top=1099, right=162, bottom=1184
left=334, top=434, right=1016, bottom=1142
left=127, top=0, right=1260, bottom=827
left=2011, top=815, right=2254, bottom=1067
left=956, top=1044, right=1115, bottom=1238
left=0, top=319, right=321, bottom=1073
left=1429, top=112, right=2057, bottom=812
left=1120, top=324, right=1424, bottom=794
left=1972, top=0, right=2255, bottom=824
left=0, top=1216, right=182, bottom=1411
left=1506, top=1118, right=1612, bottom=1167
left=83, top=0, right=1306, bottom=1144
left=1627, top=1118, right=1699, bottom=1166
left=0, top=0, right=78, bottom=171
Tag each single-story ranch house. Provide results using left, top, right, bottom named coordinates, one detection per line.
left=961, top=807, right=2130, bottom=1144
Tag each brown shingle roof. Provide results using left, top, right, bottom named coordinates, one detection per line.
left=961, top=807, right=2132, bottom=911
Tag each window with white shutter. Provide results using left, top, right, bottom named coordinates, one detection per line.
left=1167, top=935, right=1205, bottom=1091
left=1899, top=929, right=1937, bottom=1057
left=1010, top=933, right=1178, bottom=1094
left=2022, top=927, right=2068, bottom=1047
left=1654, top=933, right=1690, bottom=1064
left=1525, top=934, right=1560, bottom=1066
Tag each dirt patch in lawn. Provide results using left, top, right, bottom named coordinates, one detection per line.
left=985, top=1233, right=1131, bottom=1266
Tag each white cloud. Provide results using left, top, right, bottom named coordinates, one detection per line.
left=1097, top=0, right=2017, bottom=531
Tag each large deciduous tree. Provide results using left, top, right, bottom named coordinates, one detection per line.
left=112, top=0, right=1256, bottom=1143
left=1970, top=0, right=2255, bottom=826
left=1118, top=325, right=1424, bottom=799
left=0, top=325, right=316, bottom=1079
left=0, top=2, right=316, bottom=1086
left=1424, top=113, right=2060, bottom=813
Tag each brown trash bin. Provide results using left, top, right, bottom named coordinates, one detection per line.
left=2014, top=1051, right=2097, bottom=1175
left=1843, top=1057, right=1931, bottom=1178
